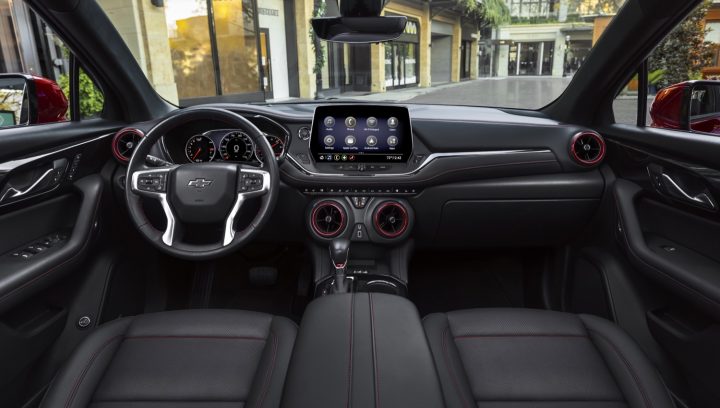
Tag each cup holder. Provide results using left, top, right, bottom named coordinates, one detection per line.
left=356, top=278, right=404, bottom=295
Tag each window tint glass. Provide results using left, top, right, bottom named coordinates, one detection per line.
left=0, top=1, right=103, bottom=128
left=100, top=0, right=628, bottom=109
left=617, top=1, right=720, bottom=131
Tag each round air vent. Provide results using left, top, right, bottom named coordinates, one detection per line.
left=112, top=128, right=144, bottom=162
left=311, top=201, right=347, bottom=238
left=570, top=131, right=605, bottom=166
left=373, top=201, right=409, bottom=239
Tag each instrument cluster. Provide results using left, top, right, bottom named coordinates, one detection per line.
left=162, top=115, right=289, bottom=164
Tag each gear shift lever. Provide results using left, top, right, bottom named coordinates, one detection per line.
left=329, top=238, right=350, bottom=293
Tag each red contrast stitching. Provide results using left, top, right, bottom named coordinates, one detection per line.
left=64, top=335, right=123, bottom=408
left=346, top=293, right=355, bottom=408
left=589, top=329, right=653, bottom=408
left=369, top=293, right=379, bottom=408
left=442, top=327, right=473, bottom=408
left=255, top=331, right=278, bottom=408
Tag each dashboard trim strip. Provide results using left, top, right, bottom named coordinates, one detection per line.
left=0, top=132, right=114, bottom=172
left=285, top=149, right=554, bottom=177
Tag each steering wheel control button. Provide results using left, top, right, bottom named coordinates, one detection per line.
left=366, top=117, right=378, bottom=128
left=345, top=116, right=356, bottom=128
left=240, top=173, right=264, bottom=192
left=387, top=136, right=398, bottom=146
left=324, top=135, right=335, bottom=146
left=345, top=135, right=356, bottom=146
left=324, top=117, right=335, bottom=127
left=366, top=136, right=378, bottom=147
left=137, top=173, right=167, bottom=192
left=387, top=117, right=399, bottom=128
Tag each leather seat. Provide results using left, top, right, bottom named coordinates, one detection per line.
left=423, top=308, right=676, bottom=408
left=40, top=309, right=296, bottom=408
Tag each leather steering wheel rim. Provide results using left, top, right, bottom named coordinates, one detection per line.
left=125, top=107, right=279, bottom=260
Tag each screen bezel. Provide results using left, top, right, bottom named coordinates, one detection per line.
left=309, top=104, right=413, bottom=163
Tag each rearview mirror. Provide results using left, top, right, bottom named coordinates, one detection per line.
left=650, top=80, right=720, bottom=134
left=312, top=0, right=407, bottom=43
left=0, top=74, right=68, bottom=128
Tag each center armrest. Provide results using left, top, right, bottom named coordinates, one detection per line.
left=281, top=293, right=444, bottom=408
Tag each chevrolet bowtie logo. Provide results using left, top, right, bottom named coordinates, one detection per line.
left=187, top=178, right=213, bottom=188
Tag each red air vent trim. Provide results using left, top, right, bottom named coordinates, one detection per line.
left=570, top=131, right=605, bottom=166
left=311, top=201, right=347, bottom=238
left=112, top=128, right=144, bottom=163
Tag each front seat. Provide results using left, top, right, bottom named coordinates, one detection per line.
left=40, top=309, right=296, bottom=408
left=424, top=308, right=675, bottom=408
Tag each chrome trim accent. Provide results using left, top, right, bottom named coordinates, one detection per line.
left=285, top=149, right=553, bottom=177
left=131, top=167, right=179, bottom=246
left=223, top=167, right=271, bottom=246
left=0, top=132, right=113, bottom=172
left=366, top=280, right=398, bottom=288
left=660, top=173, right=716, bottom=210
left=0, top=168, right=55, bottom=203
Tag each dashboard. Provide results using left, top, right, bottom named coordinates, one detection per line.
left=111, top=102, right=608, bottom=248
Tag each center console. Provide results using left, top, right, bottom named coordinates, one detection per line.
left=281, top=293, right=445, bottom=408
left=288, top=105, right=420, bottom=297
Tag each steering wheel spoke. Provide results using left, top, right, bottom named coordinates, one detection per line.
left=223, top=167, right=271, bottom=246
left=130, top=166, right=179, bottom=246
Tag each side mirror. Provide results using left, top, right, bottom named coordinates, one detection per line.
left=0, top=74, right=68, bottom=128
left=650, top=80, right=720, bottom=134
left=312, top=0, right=407, bottom=43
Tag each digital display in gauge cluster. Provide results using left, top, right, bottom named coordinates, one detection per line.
left=310, top=105, right=412, bottom=163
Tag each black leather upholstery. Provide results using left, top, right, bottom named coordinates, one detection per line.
left=281, top=293, right=445, bottom=408
left=40, top=309, right=296, bottom=408
left=423, top=308, right=676, bottom=408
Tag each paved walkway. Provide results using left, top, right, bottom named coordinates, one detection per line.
left=271, top=76, right=648, bottom=123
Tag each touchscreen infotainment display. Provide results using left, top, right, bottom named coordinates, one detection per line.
left=310, top=105, right=412, bottom=163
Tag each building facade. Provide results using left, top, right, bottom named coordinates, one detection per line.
left=0, top=0, right=479, bottom=104
left=483, top=0, right=611, bottom=78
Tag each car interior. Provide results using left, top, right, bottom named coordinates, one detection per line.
left=1, top=0, right=720, bottom=407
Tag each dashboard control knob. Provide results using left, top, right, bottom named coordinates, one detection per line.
left=298, top=126, right=311, bottom=140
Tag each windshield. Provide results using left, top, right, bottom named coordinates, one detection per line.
left=99, top=0, right=626, bottom=108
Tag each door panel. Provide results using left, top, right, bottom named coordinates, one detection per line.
left=600, top=124, right=720, bottom=406
left=0, top=121, right=117, bottom=405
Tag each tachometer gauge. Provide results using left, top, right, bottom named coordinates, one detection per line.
left=185, top=135, right=216, bottom=162
left=219, top=131, right=254, bottom=161
left=256, top=135, right=285, bottom=160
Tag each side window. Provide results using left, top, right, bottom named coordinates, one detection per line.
left=0, top=2, right=104, bottom=128
left=613, top=1, right=718, bottom=131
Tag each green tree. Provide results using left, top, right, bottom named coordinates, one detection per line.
left=458, top=0, right=510, bottom=27
left=58, top=69, right=104, bottom=119
left=649, top=0, right=714, bottom=88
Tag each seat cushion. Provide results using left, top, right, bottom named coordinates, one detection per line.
left=40, top=309, right=297, bottom=408
left=423, top=308, right=675, bottom=408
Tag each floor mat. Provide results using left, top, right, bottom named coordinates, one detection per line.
left=209, top=244, right=311, bottom=323
left=408, top=249, right=545, bottom=316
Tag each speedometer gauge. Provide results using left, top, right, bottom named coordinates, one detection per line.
left=256, top=135, right=285, bottom=160
left=219, top=131, right=254, bottom=161
left=185, top=135, right=216, bottom=162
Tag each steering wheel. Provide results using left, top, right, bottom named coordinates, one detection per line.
left=125, top=107, right=279, bottom=260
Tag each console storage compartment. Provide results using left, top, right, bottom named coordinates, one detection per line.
left=281, top=293, right=444, bottom=408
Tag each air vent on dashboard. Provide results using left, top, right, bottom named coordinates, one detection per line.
left=373, top=201, right=409, bottom=239
left=311, top=201, right=347, bottom=238
left=570, top=131, right=605, bottom=166
left=112, top=128, right=144, bottom=162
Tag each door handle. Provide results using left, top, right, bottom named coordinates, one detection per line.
left=0, top=168, right=55, bottom=203
left=0, top=158, right=68, bottom=205
left=660, top=173, right=716, bottom=210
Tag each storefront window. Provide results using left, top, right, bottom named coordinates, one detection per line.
left=383, top=18, right=419, bottom=90
left=213, top=0, right=260, bottom=95
left=165, top=0, right=216, bottom=99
